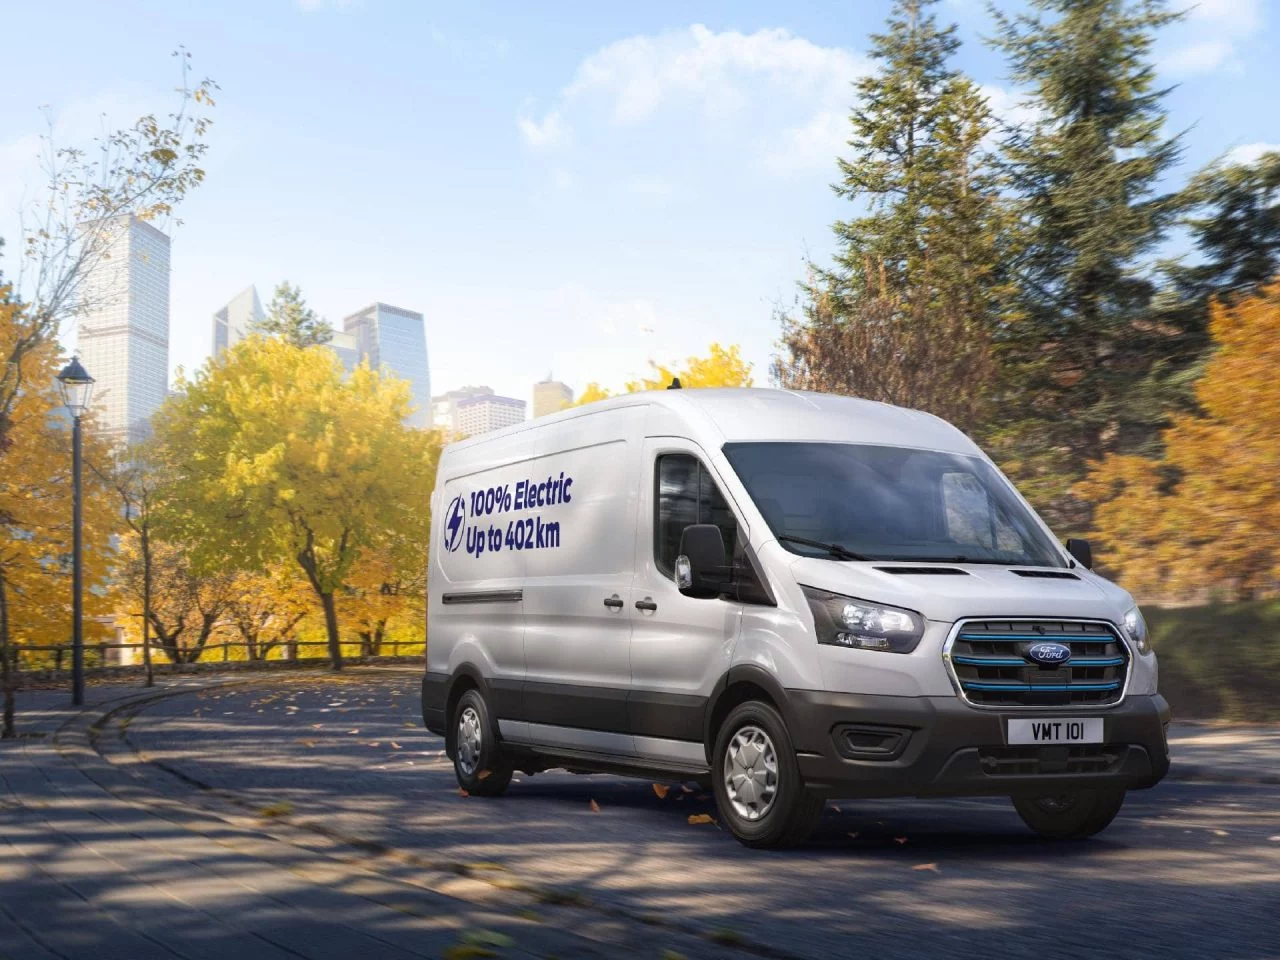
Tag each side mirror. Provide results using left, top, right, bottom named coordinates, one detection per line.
left=1065, top=537, right=1093, bottom=570
left=676, top=524, right=727, bottom=599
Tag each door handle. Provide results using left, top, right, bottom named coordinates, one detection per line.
left=635, top=598, right=658, bottom=612
left=603, top=595, right=624, bottom=609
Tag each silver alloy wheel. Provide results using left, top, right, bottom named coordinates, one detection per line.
left=723, top=724, right=779, bottom=821
left=457, top=705, right=483, bottom=777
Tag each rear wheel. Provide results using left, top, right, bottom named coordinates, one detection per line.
left=1012, top=788, right=1125, bottom=840
left=452, top=688, right=513, bottom=797
left=713, top=700, right=824, bottom=849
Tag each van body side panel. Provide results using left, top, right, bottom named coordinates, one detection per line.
left=520, top=407, right=645, bottom=746
left=429, top=431, right=539, bottom=724
left=627, top=434, right=744, bottom=754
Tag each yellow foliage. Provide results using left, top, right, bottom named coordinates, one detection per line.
left=1, top=292, right=119, bottom=656
left=574, top=343, right=754, bottom=406
left=153, top=336, right=439, bottom=663
left=1079, top=284, right=1280, bottom=599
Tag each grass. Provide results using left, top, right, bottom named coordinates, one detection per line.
left=1147, top=600, right=1280, bottom=721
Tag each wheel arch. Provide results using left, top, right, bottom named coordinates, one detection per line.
left=703, top=664, right=801, bottom=764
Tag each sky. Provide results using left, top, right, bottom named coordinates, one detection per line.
left=2, top=0, right=1278, bottom=409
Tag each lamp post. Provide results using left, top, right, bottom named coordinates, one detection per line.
left=57, top=357, right=94, bottom=707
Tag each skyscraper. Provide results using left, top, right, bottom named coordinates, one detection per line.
left=343, top=303, right=431, bottom=427
left=76, top=216, right=170, bottom=444
left=532, top=376, right=574, bottom=417
left=455, top=393, right=526, bottom=436
left=212, top=285, right=264, bottom=356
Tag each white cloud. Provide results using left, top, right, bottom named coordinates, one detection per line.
left=517, top=109, right=571, bottom=149
left=1184, top=0, right=1261, bottom=32
left=1224, top=142, right=1280, bottom=166
left=518, top=24, right=868, bottom=176
left=1163, top=38, right=1235, bottom=75
left=1163, top=0, right=1261, bottom=76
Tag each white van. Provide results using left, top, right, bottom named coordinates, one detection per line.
left=421, top=388, right=1169, bottom=848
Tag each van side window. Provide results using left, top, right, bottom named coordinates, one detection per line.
left=655, top=454, right=737, bottom=576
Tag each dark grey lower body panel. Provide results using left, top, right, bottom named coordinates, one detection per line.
left=423, top=670, right=1171, bottom=800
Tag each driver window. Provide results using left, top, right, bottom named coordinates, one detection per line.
left=655, top=454, right=737, bottom=576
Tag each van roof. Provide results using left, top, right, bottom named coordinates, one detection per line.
left=442, top=387, right=982, bottom=457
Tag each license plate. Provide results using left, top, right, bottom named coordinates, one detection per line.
left=1007, top=718, right=1104, bottom=745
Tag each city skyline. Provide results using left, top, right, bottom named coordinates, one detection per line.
left=4, top=1, right=1276, bottom=407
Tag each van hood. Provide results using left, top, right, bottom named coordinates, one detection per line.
left=786, top=556, right=1128, bottom=624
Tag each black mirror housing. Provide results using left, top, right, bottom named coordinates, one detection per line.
left=676, top=524, right=727, bottom=599
left=1066, top=537, right=1093, bottom=570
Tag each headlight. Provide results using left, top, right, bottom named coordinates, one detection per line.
left=1123, top=605, right=1151, bottom=655
left=802, top=586, right=925, bottom=654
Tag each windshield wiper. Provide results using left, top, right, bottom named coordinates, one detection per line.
left=776, top=534, right=871, bottom=562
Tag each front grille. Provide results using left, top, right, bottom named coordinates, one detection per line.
left=978, top=745, right=1125, bottom=776
left=948, top=618, right=1129, bottom=708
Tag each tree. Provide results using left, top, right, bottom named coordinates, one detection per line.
left=98, top=443, right=165, bottom=686
left=154, top=337, right=434, bottom=669
left=576, top=343, right=754, bottom=404
left=254, top=282, right=333, bottom=347
left=773, top=0, right=1004, bottom=433
left=989, top=0, right=1185, bottom=530
left=1, top=50, right=215, bottom=464
left=114, top=537, right=235, bottom=663
left=0, top=292, right=118, bottom=737
left=222, top=568, right=313, bottom=661
left=1079, top=283, right=1280, bottom=600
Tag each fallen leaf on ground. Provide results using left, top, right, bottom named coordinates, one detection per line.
left=590, top=799, right=601, bottom=813
left=680, top=784, right=694, bottom=793
left=1212, top=829, right=1229, bottom=836
left=831, top=804, right=842, bottom=814
left=847, top=832, right=860, bottom=840
left=913, top=863, right=940, bottom=872
left=390, top=741, right=402, bottom=749
left=652, top=784, right=669, bottom=799
left=367, top=741, right=380, bottom=748
left=894, top=837, right=908, bottom=845
left=478, top=770, right=491, bottom=780
left=458, top=788, right=470, bottom=797
left=259, top=802, right=293, bottom=819
left=688, top=813, right=716, bottom=825
left=347, top=729, right=360, bottom=734
left=301, top=740, right=316, bottom=748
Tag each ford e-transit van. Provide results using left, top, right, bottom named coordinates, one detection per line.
left=421, top=388, right=1169, bottom=848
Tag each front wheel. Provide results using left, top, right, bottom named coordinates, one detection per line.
left=1012, top=788, right=1125, bottom=840
left=713, top=701, right=824, bottom=849
left=451, top=688, right=513, bottom=797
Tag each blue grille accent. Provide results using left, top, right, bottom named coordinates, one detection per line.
left=949, top=619, right=1129, bottom=707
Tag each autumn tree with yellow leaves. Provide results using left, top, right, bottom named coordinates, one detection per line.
left=575, top=343, right=753, bottom=404
left=154, top=337, right=437, bottom=670
left=1079, top=282, right=1280, bottom=601
left=0, top=291, right=119, bottom=737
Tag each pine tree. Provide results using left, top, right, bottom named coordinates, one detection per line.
left=990, top=0, right=1185, bottom=531
left=775, top=0, right=1005, bottom=433
left=255, top=282, right=333, bottom=348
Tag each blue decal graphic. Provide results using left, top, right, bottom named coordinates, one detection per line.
left=453, top=472, right=575, bottom=559
left=443, top=494, right=466, bottom=553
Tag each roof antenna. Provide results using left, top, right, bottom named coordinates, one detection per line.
left=667, top=377, right=682, bottom=390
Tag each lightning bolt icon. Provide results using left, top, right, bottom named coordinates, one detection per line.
left=446, top=499, right=464, bottom=544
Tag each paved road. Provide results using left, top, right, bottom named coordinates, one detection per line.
left=6, top=672, right=1280, bottom=959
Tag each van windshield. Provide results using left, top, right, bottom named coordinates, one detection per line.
left=722, top=442, right=1066, bottom=567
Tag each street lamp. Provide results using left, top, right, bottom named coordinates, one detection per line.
left=57, top=357, right=94, bottom=707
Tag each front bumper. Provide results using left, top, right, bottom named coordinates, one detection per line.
left=788, top=691, right=1170, bottom=799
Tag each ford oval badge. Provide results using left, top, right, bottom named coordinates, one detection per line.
left=1025, top=641, right=1072, bottom=666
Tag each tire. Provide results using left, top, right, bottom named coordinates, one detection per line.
left=712, top=700, right=824, bottom=849
left=451, top=688, right=513, bottom=797
left=1012, top=788, right=1126, bottom=840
